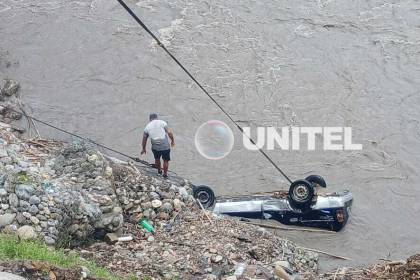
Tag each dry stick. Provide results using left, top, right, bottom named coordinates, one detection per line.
left=170, top=210, right=181, bottom=225
left=128, top=160, right=141, bottom=174
left=18, top=101, right=41, bottom=138
left=27, top=139, right=52, bottom=153
left=333, top=267, right=340, bottom=280
left=297, top=246, right=352, bottom=261
left=387, top=261, right=405, bottom=266
left=27, top=139, right=48, bottom=148
left=196, top=199, right=213, bottom=224
left=245, top=221, right=335, bottom=234
left=282, top=238, right=287, bottom=260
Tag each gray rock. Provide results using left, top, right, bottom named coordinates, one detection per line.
left=19, top=200, right=30, bottom=209
left=83, top=203, right=101, bottom=219
left=212, top=255, right=223, bottom=263
left=29, top=195, right=41, bottom=205
left=30, top=216, right=40, bottom=225
left=81, top=266, right=90, bottom=279
left=8, top=193, right=19, bottom=207
left=22, top=212, right=31, bottom=219
left=178, top=187, right=189, bottom=198
left=1, top=79, right=20, bottom=96
left=141, top=202, right=152, bottom=209
left=17, top=225, right=37, bottom=240
left=29, top=205, right=39, bottom=215
left=16, top=213, right=26, bottom=224
left=149, top=192, right=160, bottom=200
left=4, top=180, right=14, bottom=193
left=0, top=272, right=27, bottom=280
left=48, top=226, right=59, bottom=235
left=173, top=199, right=182, bottom=210
left=0, top=189, right=7, bottom=196
left=0, top=146, right=8, bottom=158
left=100, top=205, right=113, bottom=213
left=0, top=157, right=12, bottom=165
left=0, top=213, right=16, bottom=227
left=101, top=213, right=114, bottom=226
left=36, top=214, right=47, bottom=221
left=44, top=235, right=55, bottom=246
left=15, top=185, right=34, bottom=201
left=3, top=224, right=17, bottom=234
left=161, top=202, right=173, bottom=213
left=274, top=260, right=291, bottom=270
left=104, top=233, right=119, bottom=245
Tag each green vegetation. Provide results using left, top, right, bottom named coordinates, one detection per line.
left=0, top=234, right=121, bottom=280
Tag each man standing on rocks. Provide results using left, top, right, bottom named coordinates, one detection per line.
left=141, top=113, right=175, bottom=178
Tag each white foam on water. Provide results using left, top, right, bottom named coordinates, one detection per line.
left=156, top=18, right=185, bottom=47
left=294, top=24, right=315, bottom=38
left=0, top=2, right=11, bottom=13
left=136, top=0, right=158, bottom=11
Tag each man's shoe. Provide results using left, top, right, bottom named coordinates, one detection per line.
left=163, top=174, right=168, bottom=179
left=158, top=170, right=162, bottom=175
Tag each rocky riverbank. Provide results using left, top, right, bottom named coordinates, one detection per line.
left=0, top=129, right=318, bottom=279
left=0, top=86, right=318, bottom=279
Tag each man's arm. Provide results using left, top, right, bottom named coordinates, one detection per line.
left=167, top=128, right=175, bottom=147
left=141, top=133, right=148, bottom=155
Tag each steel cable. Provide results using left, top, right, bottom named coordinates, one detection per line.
left=115, top=0, right=293, bottom=183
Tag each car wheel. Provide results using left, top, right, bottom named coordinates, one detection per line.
left=193, top=185, right=215, bottom=208
left=288, top=179, right=315, bottom=208
left=305, top=174, right=327, bottom=188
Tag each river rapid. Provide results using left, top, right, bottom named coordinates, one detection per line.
left=1, top=0, right=420, bottom=271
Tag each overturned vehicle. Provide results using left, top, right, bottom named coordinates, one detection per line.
left=193, top=175, right=353, bottom=232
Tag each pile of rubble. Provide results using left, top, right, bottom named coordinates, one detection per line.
left=319, top=254, right=420, bottom=280
left=77, top=207, right=318, bottom=279
left=0, top=125, right=196, bottom=248
left=0, top=79, right=24, bottom=132
left=0, top=261, right=87, bottom=280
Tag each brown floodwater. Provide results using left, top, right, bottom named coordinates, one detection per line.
left=1, top=0, right=420, bottom=271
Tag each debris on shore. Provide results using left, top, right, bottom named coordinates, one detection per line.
left=319, top=254, right=420, bottom=280
left=76, top=207, right=318, bottom=279
left=0, top=261, right=88, bottom=280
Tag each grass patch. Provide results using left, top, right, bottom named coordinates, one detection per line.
left=0, top=234, right=122, bottom=280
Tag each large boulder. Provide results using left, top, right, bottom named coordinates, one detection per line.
left=8, top=193, right=19, bottom=207
left=0, top=213, right=16, bottom=227
left=0, top=272, right=26, bottom=280
left=15, top=185, right=35, bottom=201
left=1, top=79, right=20, bottom=97
left=17, top=225, right=37, bottom=240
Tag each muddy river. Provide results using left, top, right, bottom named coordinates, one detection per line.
left=1, top=0, right=420, bottom=271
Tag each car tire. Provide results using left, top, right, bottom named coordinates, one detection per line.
left=193, top=185, right=215, bottom=208
left=305, top=174, right=327, bottom=188
left=288, top=179, right=315, bottom=208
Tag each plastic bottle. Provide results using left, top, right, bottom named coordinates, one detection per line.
left=139, top=219, right=155, bottom=233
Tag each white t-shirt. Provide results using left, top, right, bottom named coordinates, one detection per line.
left=144, top=120, right=170, bottom=151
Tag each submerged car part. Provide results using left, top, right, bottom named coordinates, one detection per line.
left=192, top=175, right=353, bottom=232
left=212, top=191, right=353, bottom=231
left=193, top=185, right=215, bottom=208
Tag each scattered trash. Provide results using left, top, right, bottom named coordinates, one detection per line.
left=117, top=235, right=133, bottom=242
left=233, top=262, right=246, bottom=277
left=139, top=219, right=154, bottom=233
